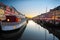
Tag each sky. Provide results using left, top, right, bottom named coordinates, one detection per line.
left=0, top=0, right=60, bottom=18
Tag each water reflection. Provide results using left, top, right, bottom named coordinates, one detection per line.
left=19, top=20, right=58, bottom=40
left=0, top=23, right=27, bottom=40
left=0, top=20, right=59, bottom=40
left=33, top=20, right=60, bottom=40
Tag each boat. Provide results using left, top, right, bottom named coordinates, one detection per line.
left=0, top=3, right=28, bottom=31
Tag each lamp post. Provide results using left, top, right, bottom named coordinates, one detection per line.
left=54, top=10, right=56, bottom=25
left=53, top=10, right=56, bottom=40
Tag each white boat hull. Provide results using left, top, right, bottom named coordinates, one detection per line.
left=1, top=19, right=27, bottom=31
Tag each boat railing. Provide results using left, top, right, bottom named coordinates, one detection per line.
left=1, top=22, right=20, bottom=26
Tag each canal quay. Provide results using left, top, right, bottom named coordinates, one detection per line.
left=32, top=5, right=60, bottom=40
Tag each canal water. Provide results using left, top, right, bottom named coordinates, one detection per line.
left=19, top=20, right=59, bottom=40
left=0, top=20, right=59, bottom=40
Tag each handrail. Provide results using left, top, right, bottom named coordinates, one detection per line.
left=1, top=22, right=20, bottom=26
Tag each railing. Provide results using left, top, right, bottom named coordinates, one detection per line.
left=1, top=22, right=20, bottom=26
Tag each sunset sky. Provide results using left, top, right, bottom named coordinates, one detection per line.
left=0, top=0, right=60, bottom=18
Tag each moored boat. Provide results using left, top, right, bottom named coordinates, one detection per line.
left=0, top=3, right=28, bottom=31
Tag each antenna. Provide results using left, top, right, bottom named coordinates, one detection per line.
left=46, top=6, right=47, bottom=13
left=45, top=6, right=47, bottom=40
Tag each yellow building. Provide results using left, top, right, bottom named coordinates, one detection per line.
left=0, top=8, right=6, bottom=20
